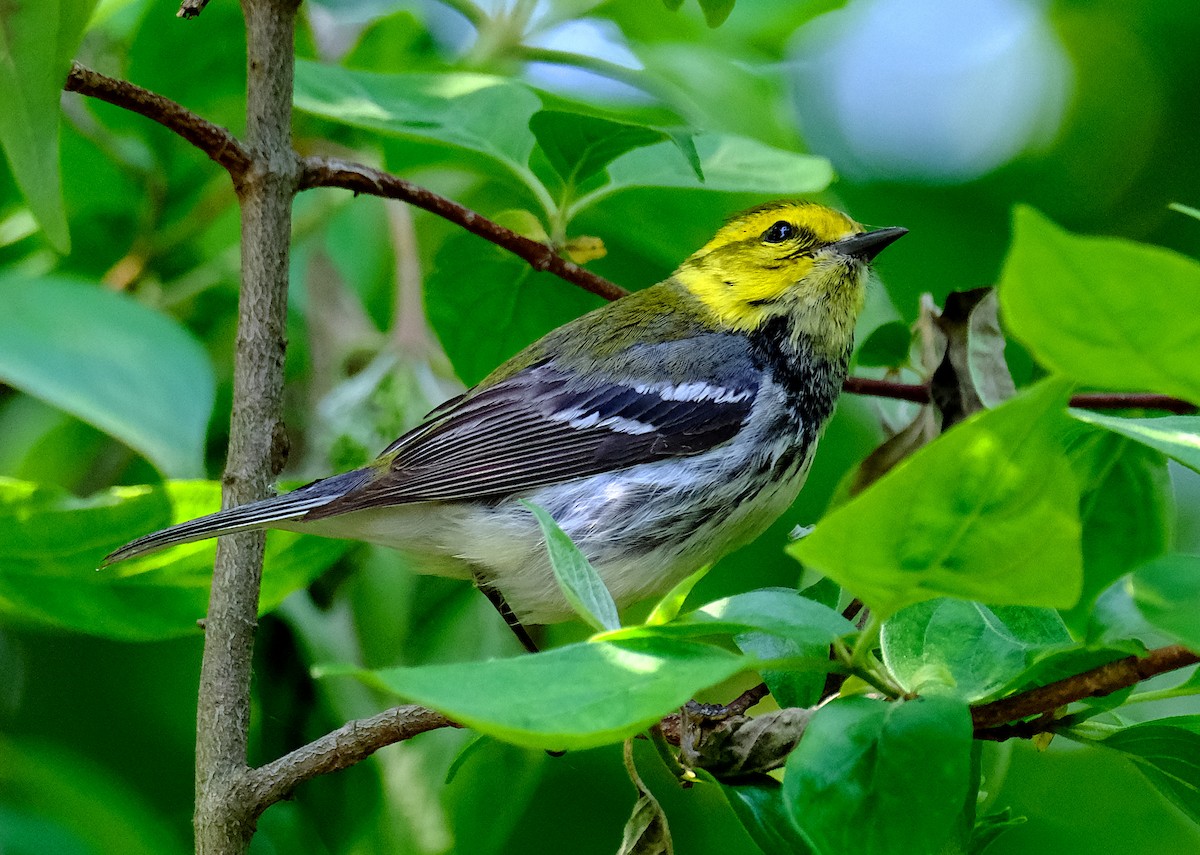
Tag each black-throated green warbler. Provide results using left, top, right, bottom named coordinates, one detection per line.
left=106, top=202, right=905, bottom=645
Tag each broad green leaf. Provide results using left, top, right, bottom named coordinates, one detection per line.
left=999, top=206, right=1200, bottom=404
left=734, top=629, right=828, bottom=710
left=603, top=589, right=853, bottom=652
left=855, top=320, right=911, bottom=368
left=425, top=231, right=604, bottom=385
left=523, top=500, right=620, bottom=632
left=1131, top=554, right=1200, bottom=649
left=529, top=110, right=698, bottom=188
left=292, top=61, right=547, bottom=201
left=572, top=133, right=832, bottom=216
left=791, top=379, right=1082, bottom=619
left=881, top=600, right=1070, bottom=700
left=0, top=275, right=214, bottom=477
left=330, top=636, right=748, bottom=750
left=1072, top=410, right=1200, bottom=476
left=701, top=772, right=817, bottom=855
left=1100, top=717, right=1200, bottom=824
left=1062, top=430, right=1171, bottom=635
left=0, top=478, right=348, bottom=641
left=783, top=695, right=973, bottom=855
left=0, top=0, right=98, bottom=250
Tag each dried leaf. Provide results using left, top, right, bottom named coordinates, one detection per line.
left=679, top=707, right=814, bottom=777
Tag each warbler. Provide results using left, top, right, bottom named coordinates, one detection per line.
left=106, top=201, right=904, bottom=647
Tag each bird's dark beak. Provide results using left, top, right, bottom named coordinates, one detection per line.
left=831, top=227, right=908, bottom=261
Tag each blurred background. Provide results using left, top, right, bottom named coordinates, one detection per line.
left=1, top=0, right=1199, bottom=852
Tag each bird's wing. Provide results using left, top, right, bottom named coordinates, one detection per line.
left=303, top=340, right=758, bottom=517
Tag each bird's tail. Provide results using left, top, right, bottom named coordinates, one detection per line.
left=102, top=469, right=374, bottom=565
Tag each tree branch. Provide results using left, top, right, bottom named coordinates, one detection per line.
left=971, top=644, right=1200, bottom=738
left=245, top=705, right=458, bottom=817
left=193, top=0, right=300, bottom=851
left=179, top=0, right=214, bottom=17
left=297, top=155, right=629, bottom=302
left=65, top=63, right=250, bottom=180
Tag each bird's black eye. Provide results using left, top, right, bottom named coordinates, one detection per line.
left=762, top=221, right=796, bottom=243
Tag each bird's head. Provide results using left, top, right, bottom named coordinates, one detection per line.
left=674, top=201, right=906, bottom=355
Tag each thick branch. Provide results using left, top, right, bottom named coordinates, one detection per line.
left=298, top=155, right=629, bottom=302
left=194, top=0, right=300, bottom=851
left=245, top=705, right=458, bottom=817
left=971, top=644, right=1200, bottom=737
left=65, top=63, right=250, bottom=179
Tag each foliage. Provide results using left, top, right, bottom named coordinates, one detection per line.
left=2, top=1, right=1200, bottom=853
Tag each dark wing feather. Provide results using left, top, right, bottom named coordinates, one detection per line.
left=304, top=360, right=756, bottom=517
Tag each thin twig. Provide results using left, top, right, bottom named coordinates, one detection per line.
left=179, top=0, right=213, bottom=17
left=1070, top=392, right=1197, bottom=415
left=65, top=63, right=251, bottom=180
left=971, top=644, right=1200, bottom=737
left=297, top=155, right=629, bottom=302
left=245, top=705, right=458, bottom=816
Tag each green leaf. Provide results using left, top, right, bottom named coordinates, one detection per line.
left=791, top=378, right=1083, bottom=619
left=328, top=636, right=748, bottom=750
left=604, top=589, right=854, bottom=652
left=645, top=565, right=709, bottom=626
left=1099, top=717, right=1200, bottom=824
left=698, top=0, right=737, bottom=27
left=425, top=231, right=604, bottom=386
left=0, top=0, right=98, bottom=251
left=522, top=500, right=620, bottom=632
left=701, top=772, right=817, bottom=855
left=1072, top=410, right=1200, bottom=476
left=0, top=478, right=348, bottom=641
left=1131, top=554, right=1200, bottom=649
left=783, top=695, right=974, bottom=855
left=855, top=320, right=911, bottom=368
left=530, top=110, right=697, bottom=188
left=999, top=206, right=1200, bottom=404
left=0, top=275, right=214, bottom=477
left=1062, top=430, right=1171, bottom=635
left=882, top=600, right=1070, bottom=700
left=292, top=61, right=547, bottom=203
left=573, top=133, right=832, bottom=216
left=1170, top=202, right=1200, bottom=222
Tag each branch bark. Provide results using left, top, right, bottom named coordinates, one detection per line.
left=297, top=155, right=629, bottom=302
left=65, top=63, right=250, bottom=179
left=971, top=643, right=1200, bottom=738
left=193, top=0, right=300, bottom=851
left=244, top=705, right=458, bottom=817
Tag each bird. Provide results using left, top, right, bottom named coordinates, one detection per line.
left=105, top=201, right=906, bottom=650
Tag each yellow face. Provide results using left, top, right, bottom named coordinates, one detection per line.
left=675, top=201, right=881, bottom=353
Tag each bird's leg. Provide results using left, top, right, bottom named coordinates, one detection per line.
left=472, top=571, right=539, bottom=653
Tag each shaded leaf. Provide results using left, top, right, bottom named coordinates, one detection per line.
left=1099, top=717, right=1200, bottom=824
left=1131, top=554, right=1200, bottom=649
left=1000, top=206, right=1200, bottom=404
left=783, top=695, right=974, bottom=855
left=0, top=275, right=214, bottom=476
left=530, top=110, right=699, bottom=187
left=882, top=600, right=1070, bottom=700
left=855, top=320, right=911, bottom=368
left=932, top=288, right=1015, bottom=422
left=703, top=772, right=817, bottom=855
left=0, top=0, right=98, bottom=250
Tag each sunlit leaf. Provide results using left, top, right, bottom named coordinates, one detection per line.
left=1072, top=411, right=1200, bottom=476
left=523, top=500, right=620, bottom=632
left=1000, top=206, right=1200, bottom=404
left=791, top=379, right=1082, bottom=618
left=325, top=637, right=749, bottom=750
